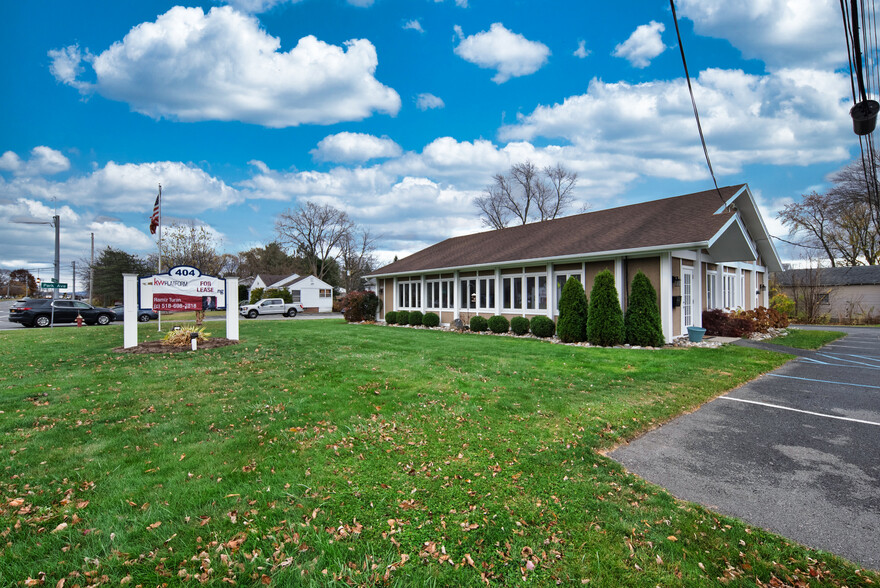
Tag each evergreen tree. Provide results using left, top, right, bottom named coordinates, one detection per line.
left=556, top=276, right=588, bottom=342
left=587, top=269, right=624, bottom=346
left=624, top=271, right=664, bottom=347
left=91, top=247, right=151, bottom=306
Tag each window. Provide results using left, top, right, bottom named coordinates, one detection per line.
left=426, top=281, right=440, bottom=310
left=397, top=280, right=421, bottom=309
left=722, top=273, right=736, bottom=308
left=290, top=290, right=301, bottom=303
left=502, top=276, right=523, bottom=310
left=706, top=272, right=717, bottom=309
left=460, top=278, right=477, bottom=310
left=818, top=292, right=830, bottom=305
left=524, top=275, right=547, bottom=311
left=319, top=289, right=332, bottom=298
left=441, top=279, right=453, bottom=309
left=479, top=277, right=495, bottom=310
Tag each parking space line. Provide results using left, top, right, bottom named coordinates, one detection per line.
left=817, top=353, right=880, bottom=367
left=719, top=396, right=880, bottom=427
left=768, top=373, right=880, bottom=389
left=798, top=357, right=880, bottom=370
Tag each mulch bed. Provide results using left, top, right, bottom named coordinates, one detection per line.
left=113, top=338, right=240, bottom=354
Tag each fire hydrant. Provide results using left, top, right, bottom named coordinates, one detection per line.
left=75, top=313, right=83, bottom=327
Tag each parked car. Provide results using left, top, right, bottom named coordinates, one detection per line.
left=112, top=306, right=159, bottom=322
left=239, top=298, right=305, bottom=318
left=8, top=298, right=116, bottom=328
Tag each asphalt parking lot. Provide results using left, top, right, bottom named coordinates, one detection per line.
left=610, top=327, right=880, bottom=570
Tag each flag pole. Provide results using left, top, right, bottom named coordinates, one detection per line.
left=157, top=183, right=162, bottom=332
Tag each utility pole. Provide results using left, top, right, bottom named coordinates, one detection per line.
left=89, top=232, right=95, bottom=304
left=53, top=214, right=60, bottom=300
left=72, top=261, right=76, bottom=300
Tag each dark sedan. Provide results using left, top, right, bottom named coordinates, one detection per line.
left=112, top=306, right=159, bottom=322
left=9, top=298, right=116, bottom=328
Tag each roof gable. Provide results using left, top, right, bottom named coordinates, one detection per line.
left=371, top=185, right=771, bottom=276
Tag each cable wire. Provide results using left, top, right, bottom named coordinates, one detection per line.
left=668, top=0, right=726, bottom=204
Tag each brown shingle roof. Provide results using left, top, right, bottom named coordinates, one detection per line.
left=371, top=185, right=743, bottom=276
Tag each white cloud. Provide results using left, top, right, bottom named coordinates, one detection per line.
left=677, top=0, right=844, bottom=70
left=453, top=23, right=550, bottom=83
left=0, top=147, right=70, bottom=177
left=500, top=68, right=852, bottom=177
left=311, top=132, right=403, bottom=163
left=403, top=19, right=424, bottom=33
left=416, top=93, right=445, bottom=110
left=224, top=0, right=371, bottom=12
left=49, top=6, right=401, bottom=128
left=573, top=40, right=590, bottom=59
left=613, top=21, right=667, bottom=68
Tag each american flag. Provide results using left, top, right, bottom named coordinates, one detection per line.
left=149, top=190, right=160, bottom=235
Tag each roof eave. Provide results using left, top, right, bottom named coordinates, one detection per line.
left=367, top=241, right=712, bottom=278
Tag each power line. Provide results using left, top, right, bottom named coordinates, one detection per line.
left=669, top=0, right=726, bottom=204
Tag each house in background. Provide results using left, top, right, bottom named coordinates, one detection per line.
left=774, top=265, right=880, bottom=323
left=242, top=273, right=335, bottom=313
left=368, top=184, right=783, bottom=342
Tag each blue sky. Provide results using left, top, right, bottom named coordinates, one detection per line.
left=0, top=0, right=856, bottom=289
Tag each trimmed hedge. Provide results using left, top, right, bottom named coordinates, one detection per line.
left=469, top=315, right=488, bottom=332
left=408, top=310, right=423, bottom=326
left=385, top=311, right=398, bottom=324
left=588, top=270, right=624, bottom=346
left=703, top=306, right=789, bottom=337
left=557, top=277, right=588, bottom=343
left=530, top=315, right=555, bottom=338
left=487, top=315, right=510, bottom=334
left=624, top=271, right=664, bottom=347
left=397, top=310, right=410, bottom=326
left=422, top=312, right=440, bottom=327
left=510, top=316, right=530, bottom=336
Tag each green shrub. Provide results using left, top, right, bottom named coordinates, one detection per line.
left=530, top=315, right=556, bottom=338
left=770, top=292, right=795, bottom=318
left=385, top=311, right=398, bottom=324
left=238, top=283, right=249, bottom=304
left=587, top=269, right=624, bottom=346
left=510, top=316, right=530, bottom=336
left=422, top=312, right=440, bottom=327
left=265, top=288, right=293, bottom=303
left=556, top=277, right=588, bottom=342
left=408, top=310, right=424, bottom=326
left=397, top=310, right=410, bottom=326
left=339, top=291, right=380, bottom=322
left=469, top=315, right=488, bottom=332
left=624, top=271, right=664, bottom=347
left=487, top=315, right=510, bottom=334
left=248, top=287, right=264, bottom=304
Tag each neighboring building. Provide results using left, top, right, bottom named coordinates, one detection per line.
left=774, top=265, right=880, bottom=323
left=243, top=273, right=335, bottom=313
left=368, top=184, right=783, bottom=342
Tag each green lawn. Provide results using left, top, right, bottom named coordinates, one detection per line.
left=767, top=328, right=847, bottom=350
left=0, top=321, right=875, bottom=587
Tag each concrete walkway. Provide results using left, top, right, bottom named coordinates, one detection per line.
left=610, top=327, right=880, bottom=570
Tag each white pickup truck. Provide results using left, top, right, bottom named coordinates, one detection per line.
left=239, top=298, right=305, bottom=318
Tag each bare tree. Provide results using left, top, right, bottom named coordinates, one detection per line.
left=275, top=203, right=354, bottom=284
left=154, top=222, right=226, bottom=276
left=539, top=163, right=578, bottom=220
left=339, top=228, right=378, bottom=293
left=789, top=264, right=834, bottom=323
left=475, top=161, right=577, bottom=229
left=780, top=155, right=880, bottom=266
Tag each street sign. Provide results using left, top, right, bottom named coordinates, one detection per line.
left=40, top=282, right=67, bottom=289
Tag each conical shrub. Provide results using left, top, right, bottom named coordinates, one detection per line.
left=587, top=269, right=624, bottom=346
left=624, top=271, right=664, bottom=346
left=556, top=277, right=588, bottom=342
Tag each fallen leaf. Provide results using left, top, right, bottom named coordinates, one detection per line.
left=667, top=535, right=678, bottom=542
left=147, top=521, right=161, bottom=530
left=51, top=522, right=68, bottom=533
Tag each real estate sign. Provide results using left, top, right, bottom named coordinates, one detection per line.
left=139, top=266, right=226, bottom=312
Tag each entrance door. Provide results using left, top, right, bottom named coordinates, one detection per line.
left=682, top=268, right=693, bottom=329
